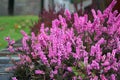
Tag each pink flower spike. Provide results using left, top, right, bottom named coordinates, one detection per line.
left=67, top=67, right=72, bottom=72
left=91, top=9, right=97, bottom=19
left=35, top=70, right=45, bottom=75
left=12, top=77, right=18, bottom=80
left=100, top=74, right=107, bottom=80
left=111, top=74, right=116, bottom=80
left=64, top=9, right=71, bottom=20
left=5, top=36, right=10, bottom=41
left=20, top=30, right=28, bottom=37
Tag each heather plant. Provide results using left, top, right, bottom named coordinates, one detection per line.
left=6, top=0, right=120, bottom=80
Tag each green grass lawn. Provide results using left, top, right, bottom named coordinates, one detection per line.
left=0, top=15, right=38, bottom=50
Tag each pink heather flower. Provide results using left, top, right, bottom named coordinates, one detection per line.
left=12, top=77, right=18, bottom=80
left=40, top=23, right=45, bottom=32
left=92, top=76, right=98, bottom=80
left=104, top=66, right=111, bottom=72
left=53, top=70, right=58, bottom=75
left=95, top=51, right=102, bottom=62
left=5, top=36, right=10, bottom=41
left=100, top=75, right=108, bottom=80
left=103, top=0, right=116, bottom=18
left=66, top=42, right=72, bottom=53
left=20, top=30, right=28, bottom=37
left=64, top=9, right=71, bottom=20
left=25, top=56, right=32, bottom=63
left=111, top=65, right=118, bottom=71
left=51, top=70, right=58, bottom=75
left=111, top=74, right=116, bottom=80
left=102, top=55, right=106, bottom=62
left=73, top=53, right=80, bottom=59
left=74, top=13, right=79, bottom=28
left=50, top=73, right=54, bottom=79
left=8, top=46, right=15, bottom=52
left=78, top=76, right=82, bottom=80
left=63, top=72, right=67, bottom=78
left=116, top=38, right=120, bottom=50
left=102, top=61, right=110, bottom=66
left=31, top=52, right=37, bottom=59
left=67, top=67, right=72, bottom=72
left=91, top=9, right=97, bottom=19
left=35, top=70, right=45, bottom=75
left=22, top=37, right=29, bottom=51
left=84, top=57, right=88, bottom=64
left=38, top=51, right=49, bottom=66
left=31, top=32, right=36, bottom=43
left=97, top=38, right=105, bottom=45
left=90, top=46, right=96, bottom=56
left=91, top=60, right=100, bottom=70
left=50, top=59, right=57, bottom=64
left=52, top=19, right=60, bottom=28
left=57, top=58, right=62, bottom=66
left=59, top=15, right=67, bottom=28
left=72, top=76, right=77, bottom=80
left=29, top=65, right=34, bottom=69
left=10, top=40, right=15, bottom=45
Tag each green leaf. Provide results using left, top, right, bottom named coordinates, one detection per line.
left=81, top=73, right=86, bottom=78
left=72, top=67, right=79, bottom=76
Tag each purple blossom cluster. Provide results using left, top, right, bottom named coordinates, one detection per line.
left=6, top=0, right=120, bottom=80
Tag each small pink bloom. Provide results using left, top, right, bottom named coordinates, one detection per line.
left=67, top=67, right=72, bottom=72
left=53, top=70, right=58, bottom=75
left=35, top=70, right=45, bottom=75
left=26, top=56, right=32, bottom=63
left=5, top=36, right=10, bottom=41
left=100, top=74, right=107, bottom=80
left=64, top=9, right=71, bottom=20
left=92, top=76, right=98, bottom=80
left=12, top=77, right=18, bottom=80
left=111, top=74, right=116, bottom=80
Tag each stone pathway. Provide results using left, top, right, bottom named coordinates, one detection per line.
left=0, top=40, right=22, bottom=80
left=0, top=49, right=13, bottom=80
left=0, top=48, right=20, bottom=80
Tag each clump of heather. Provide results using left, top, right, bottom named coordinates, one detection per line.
left=6, top=0, right=120, bottom=80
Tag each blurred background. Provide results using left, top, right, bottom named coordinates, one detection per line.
left=0, top=0, right=120, bottom=16
left=0, top=0, right=120, bottom=50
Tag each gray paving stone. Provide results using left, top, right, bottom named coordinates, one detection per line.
left=0, top=57, right=20, bottom=64
left=0, top=64, right=14, bottom=73
left=13, top=43, right=22, bottom=48
left=0, top=73, right=13, bottom=80
left=0, top=39, right=22, bottom=80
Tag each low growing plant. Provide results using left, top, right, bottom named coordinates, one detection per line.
left=6, top=0, right=120, bottom=80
